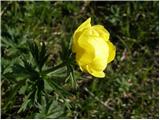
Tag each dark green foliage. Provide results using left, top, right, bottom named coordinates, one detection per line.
left=34, top=96, right=64, bottom=119
left=28, top=41, right=49, bottom=71
left=1, top=1, right=158, bottom=119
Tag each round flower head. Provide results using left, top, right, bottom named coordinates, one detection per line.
left=72, top=18, right=116, bottom=78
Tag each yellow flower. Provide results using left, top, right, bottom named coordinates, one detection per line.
left=72, top=18, right=116, bottom=78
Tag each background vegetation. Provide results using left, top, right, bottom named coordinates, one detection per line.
left=1, top=1, right=159, bottom=119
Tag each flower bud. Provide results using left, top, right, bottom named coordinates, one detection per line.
left=72, top=18, right=116, bottom=78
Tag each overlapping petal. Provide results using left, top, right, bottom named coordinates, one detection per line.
left=72, top=18, right=91, bottom=52
left=92, top=25, right=110, bottom=41
left=107, top=41, right=116, bottom=63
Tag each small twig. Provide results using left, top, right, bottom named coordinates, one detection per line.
left=83, top=87, right=114, bottom=111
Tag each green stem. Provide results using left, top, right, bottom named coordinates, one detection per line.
left=42, top=62, right=66, bottom=75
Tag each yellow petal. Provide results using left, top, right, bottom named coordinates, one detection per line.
left=86, top=37, right=109, bottom=71
left=76, top=30, right=95, bottom=66
left=76, top=47, right=94, bottom=66
left=75, top=17, right=91, bottom=33
left=86, top=65, right=105, bottom=78
left=77, top=30, right=109, bottom=74
left=79, top=65, right=88, bottom=72
left=73, top=18, right=91, bottom=42
left=72, top=18, right=91, bottom=52
left=88, top=56, right=108, bottom=71
left=107, top=41, right=116, bottom=63
left=92, top=25, right=110, bottom=41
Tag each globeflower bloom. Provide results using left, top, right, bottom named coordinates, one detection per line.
left=72, top=18, right=116, bottom=78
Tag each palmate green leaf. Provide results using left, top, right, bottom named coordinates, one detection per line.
left=1, top=58, right=12, bottom=75
left=45, top=77, right=71, bottom=111
left=59, top=37, right=77, bottom=89
left=18, top=87, right=41, bottom=113
left=10, top=58, right=45, bottom=113
left=2, top=24, right=29, bottom=57
left=36, top=78, right=45, bottom=103
left=1, top=36, right=17, bottom=48
left=39, top=42, right=47, bottom=68
left=12, top=59, right=39, bottom=80
left=18, top=78, right=45, bottom=113
left=44, top=64, right=67, bottom=78
left=28, top=41, right=49, bottom=71
left=42, top=62, right=66, bottom=76
left=7, top=42, right=48, bottom=114
left=2, top=37, right=28, bottom=59
left=28, top=41, right=39, bottom=65
left=18, top=97, right=31, bottom=113
left=46, top=77, right=69, bottom=97
left=18, top=82, right=44, bottom=114
left=19, top=80, right=30, bottom=95
left=34, top=96, right=64, bottom=119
